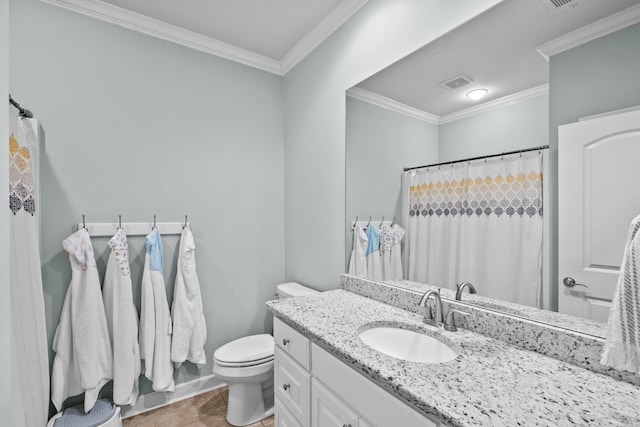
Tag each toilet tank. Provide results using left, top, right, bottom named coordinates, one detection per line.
left=276, top=282, right=318, bottom=298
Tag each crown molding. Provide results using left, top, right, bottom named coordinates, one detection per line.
left=346, top=87, right=440, bottom=124
left=439, top=84, right=549, bottom=124
left=281, top=0, right=368, bottom=74
left=348, top=84, right=549, bottom=125
left=42, top=0, right=369, bottom=76
left=536, top=3, right=640, bottom=61
left=41, top=0, right=283, bottom=74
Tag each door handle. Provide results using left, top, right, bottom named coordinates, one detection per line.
left=563, top=277, right=588, bottom=288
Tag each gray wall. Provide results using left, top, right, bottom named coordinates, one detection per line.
left=284, top=0, right=502, bottom=290
left=345, top=96, right=439, bottom=267
left=548, top=22, right=640, bottom=311
left=0, top=0, right=9, bottom=418
left=439, top=94, right=549, bottom=161
left=10, top=0, right=285, bottom=403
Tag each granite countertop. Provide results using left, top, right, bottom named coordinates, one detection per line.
left=267, top=289, right=640, bottom=427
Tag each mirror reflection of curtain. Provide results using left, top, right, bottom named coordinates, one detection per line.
left=402, top=153, right=543, bottom=307
left=9, top=114, right=49, bottom=427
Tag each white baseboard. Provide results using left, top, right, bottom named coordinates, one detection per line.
left=120, top=375, right=226, bottom=419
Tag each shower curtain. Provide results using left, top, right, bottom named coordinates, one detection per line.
left=9, top=114, right=49, bottom=427
left=403, top=152, right=543, bottom=307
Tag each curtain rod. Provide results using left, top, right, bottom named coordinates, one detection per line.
left=403, top=145, right=549, bottom=172
left=8, top=94, right=33, bottom=118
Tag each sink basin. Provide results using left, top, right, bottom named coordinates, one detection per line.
left=358, top=326, right=459, bottom=364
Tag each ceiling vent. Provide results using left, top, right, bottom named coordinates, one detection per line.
left=540, top=0, right=590, bottom=15
left=440, top=75, right=473, bottom=90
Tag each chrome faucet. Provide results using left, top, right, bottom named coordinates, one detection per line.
left=455, top=281, right=477, bottom=301
left=418, top=290, right=444, bottom=327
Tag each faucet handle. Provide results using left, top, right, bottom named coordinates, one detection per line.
left=424, top=300, right=434, bottom=321
left=444, top=309, right=469, bottom=332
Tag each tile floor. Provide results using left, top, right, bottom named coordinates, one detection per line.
left=122, top=387, right=274, bottom=427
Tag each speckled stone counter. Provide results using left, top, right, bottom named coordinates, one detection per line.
left=341, top=274, right=640, bottom=386
left=267, top=289, right=640, bottom=427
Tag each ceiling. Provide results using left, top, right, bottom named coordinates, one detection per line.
left=355, top=0, right=640, bottom=118
left=48, top=0, right=639, bottom=86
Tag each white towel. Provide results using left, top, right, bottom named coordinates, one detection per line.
left=601, top=214, right=640, bottom=373
left=171, top=227, right=207, bottom=367
left=348, top=225, right=368, bottom=277
left=390, top=224, right=405, bottom=280
left=139, top=229, right=175, bottom=392
left=103, top=229, right=141, bottom=405
left=51, top=228, right=113, bottom=412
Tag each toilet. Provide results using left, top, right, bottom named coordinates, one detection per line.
left=213, top=282, right=318, bottom=426
left=47, top=399, right=122, bottom=427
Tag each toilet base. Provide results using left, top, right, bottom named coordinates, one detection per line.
left=226, top=376, right=274, bottom=426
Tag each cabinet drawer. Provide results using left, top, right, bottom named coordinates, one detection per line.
left=276, top=403, right=304, bottom=427
left=275, top=347, right=311, bottom=426
left=274, top=317, right=310, bottom=369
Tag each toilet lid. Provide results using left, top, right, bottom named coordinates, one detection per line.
left=214, top=334, right=274, bottom=364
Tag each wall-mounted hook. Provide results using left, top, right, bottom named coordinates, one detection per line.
left=366, top=216, right=372, bottom=227
left=118, top=214, right=122, bottom=229
left=82, top=214, right=86, bottom=229
left=184, top=215, right=188, bottom=228
left=391, top=216, right=396, bottom=226
left=379, top=216, right=384, bottom=226
left=153, top=214, right=157, bottom=229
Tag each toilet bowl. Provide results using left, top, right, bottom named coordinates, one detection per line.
left=213, top=282, right=318, bottom=426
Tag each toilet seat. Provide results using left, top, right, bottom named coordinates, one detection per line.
left=214, top=334, right=274, bottom=366
left=214, top=354, right=274, bottom=368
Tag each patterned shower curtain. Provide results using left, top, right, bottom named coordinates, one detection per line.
left=402, top=152, right=543, bottom=307
left=9, top=114, right=49, bottom=427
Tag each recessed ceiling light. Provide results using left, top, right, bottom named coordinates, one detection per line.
left=466, top=88, right=488, bottom=100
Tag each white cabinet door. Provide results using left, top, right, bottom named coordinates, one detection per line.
left=275, top=348, right=311, bottom=426
left=558, top=109, right=640, bottom=320
left=276, top=404, right=304, bottom=427
left=311, top=379, right=359, bottom=427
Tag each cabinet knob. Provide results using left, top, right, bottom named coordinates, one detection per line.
left=282, top=338, right=290, bottom=346
left=283, top=383, right=290, bottom=391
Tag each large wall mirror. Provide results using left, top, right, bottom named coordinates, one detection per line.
left=345, top=0, right=640, bottom=338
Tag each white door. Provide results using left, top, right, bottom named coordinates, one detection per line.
left=558, top=109, right=640, bottom=320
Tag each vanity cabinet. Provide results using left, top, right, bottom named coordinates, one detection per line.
left=273, top=317, right=439, bottom=427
